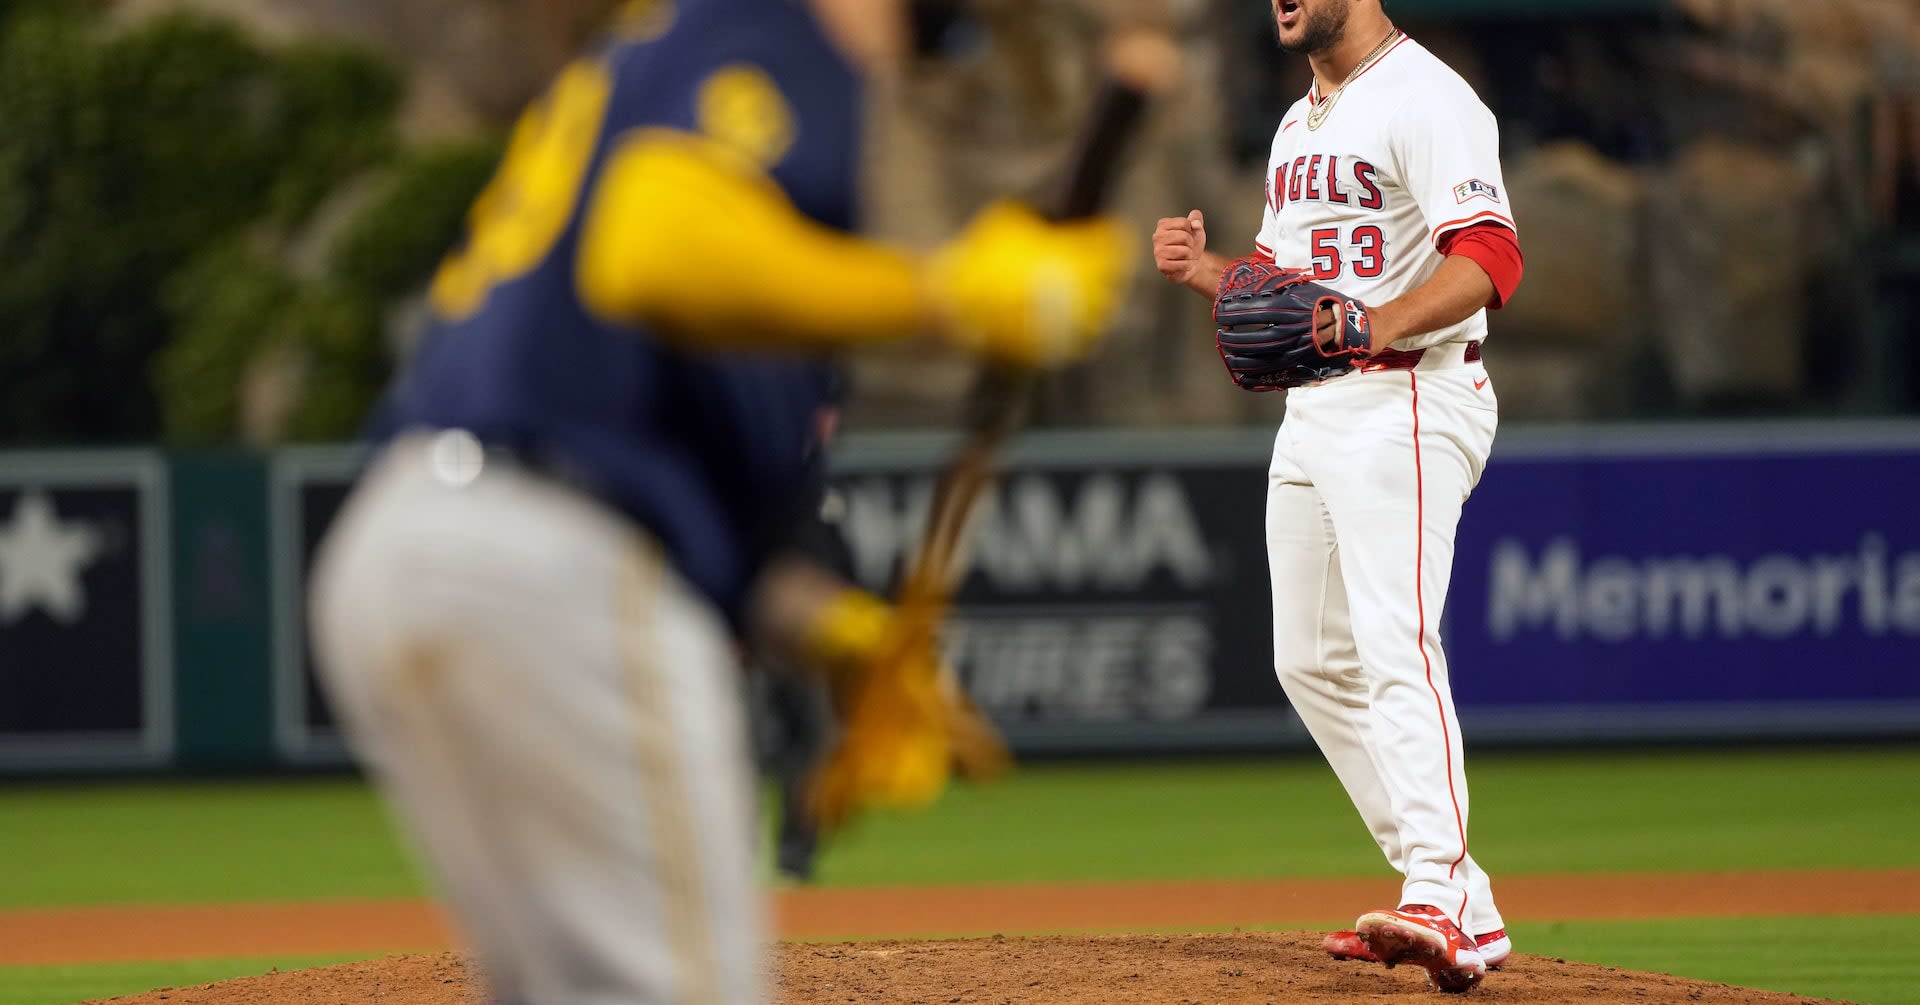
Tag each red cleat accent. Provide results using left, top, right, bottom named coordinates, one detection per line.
left=1474, top=928, right=1511, bottom=969
left=1354, top=904, right=1487, bottom=993
left=1322, top=929, right=1379, bottom=962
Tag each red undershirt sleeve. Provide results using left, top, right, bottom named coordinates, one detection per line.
left=1436, top=222, right=1524, bottom=310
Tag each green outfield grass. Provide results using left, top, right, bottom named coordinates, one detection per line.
left=2, top=747, right=1917, bottom=1004
left=4, top=747, right=1918, bottom=906
left=1521, top=916, right=1918, bottom=1005
left=812, top=746, right=1920, bottom=886
left=0, top=780, right=419, bottom=908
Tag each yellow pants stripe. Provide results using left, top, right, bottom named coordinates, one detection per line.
left=618, top=539, right=723, bottom=1004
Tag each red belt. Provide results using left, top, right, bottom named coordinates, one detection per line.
left=1356, top=340, right=1482, bottom=374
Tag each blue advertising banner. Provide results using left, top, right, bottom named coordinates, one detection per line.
left=842, top=424, right=1920, bottom=748
left=1446, top=424, right=1920, bottom=740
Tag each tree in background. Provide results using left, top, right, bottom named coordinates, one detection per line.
left=0, top=1, right=497, bottom=445
left=157, top=137, right=498, bottom=442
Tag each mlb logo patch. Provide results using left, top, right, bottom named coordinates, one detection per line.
left=1454, top=179, right=1500, bottom=204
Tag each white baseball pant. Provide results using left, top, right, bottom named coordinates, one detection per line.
left=309, top=432, right=764, bottom=1005
left=1265, top=345, right=1505, bottom=934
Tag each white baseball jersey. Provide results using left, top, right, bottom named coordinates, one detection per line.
left=1254, top=35, right=1514, bottom=352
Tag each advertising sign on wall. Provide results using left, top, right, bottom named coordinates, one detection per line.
left=265, top=424, right=1920, bottom=763
left=1446, top=425, right=1920, bottom=740
left=830, top=431, right=1302, bottom=752
left=270, top=447, right=361, bottom=764
left=0, top=452, right=172, bottom=769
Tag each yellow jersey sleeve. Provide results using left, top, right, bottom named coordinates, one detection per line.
left=575, top=128, right=929, bottom=350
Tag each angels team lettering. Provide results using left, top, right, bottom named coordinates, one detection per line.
left=1269, top=155, right=1384, bottom=213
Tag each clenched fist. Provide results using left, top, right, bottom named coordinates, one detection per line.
left=1154, top=210, right=1227, bottom=295
left=1154, top=210, right=1207, bottom=283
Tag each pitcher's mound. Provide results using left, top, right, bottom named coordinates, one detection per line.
left=85, top=933, right=1856, bottom=1004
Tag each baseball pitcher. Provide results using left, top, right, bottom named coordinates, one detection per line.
left=1155, top=0, right=1524, bottom=992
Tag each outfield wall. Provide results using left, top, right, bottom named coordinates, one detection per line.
left=2, top=421, right=1916, bottom=773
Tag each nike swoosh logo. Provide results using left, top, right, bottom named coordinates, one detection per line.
left=1282, top=120, right=1299, bottom=132
left=1474, top=376, right=1490, bottom=391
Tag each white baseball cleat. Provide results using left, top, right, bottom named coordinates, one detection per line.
left=1326, top=925, right=1511, bottom=970
left=1472, top=928, right=1511, bottom=969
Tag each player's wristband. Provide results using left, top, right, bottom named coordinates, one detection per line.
left=800, top=588, right=894, bottom=676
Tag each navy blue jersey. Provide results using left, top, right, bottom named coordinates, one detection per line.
left=373, top=0, right=859, bottom=622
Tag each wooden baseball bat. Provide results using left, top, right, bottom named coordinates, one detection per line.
left=895, top=29, right=1184, bottom=644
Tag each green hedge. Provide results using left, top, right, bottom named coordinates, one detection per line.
left=0, top=3, right=497, bottom=446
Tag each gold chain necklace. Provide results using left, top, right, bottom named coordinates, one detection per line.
left=1306, top=28, right=1402, bottom=131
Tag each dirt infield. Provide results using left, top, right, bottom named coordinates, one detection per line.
left=81, top=935, right=1860, bottom=1005
left=5, top=868, right=1916, bottom=967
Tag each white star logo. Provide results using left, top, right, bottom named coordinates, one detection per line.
left=0, top=490, right=105, bottom=625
